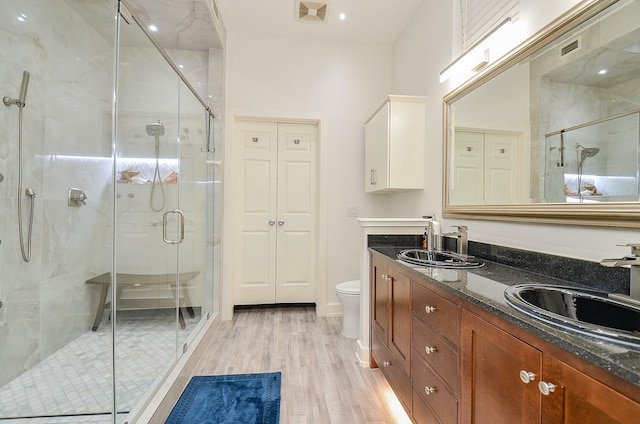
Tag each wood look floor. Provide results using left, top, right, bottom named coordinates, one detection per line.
left=192, top=305, right=407, bottom=423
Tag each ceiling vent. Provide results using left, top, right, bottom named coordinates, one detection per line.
left=560, top=37, right=581, bottom=57
left=297, top=1, right=329, bottom=23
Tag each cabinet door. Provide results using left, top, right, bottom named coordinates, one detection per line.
left=541, top=355, right=640, bottom=424
left=388, top=265, right=412, bottom=375
left=461, top=310, right=542, bottom=424
left=371, top=256, right=389, bottom=340
left=364, top=102, right=390, bottom=192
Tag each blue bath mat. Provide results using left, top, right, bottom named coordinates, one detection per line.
left=165, top=372, right=281, bottom=424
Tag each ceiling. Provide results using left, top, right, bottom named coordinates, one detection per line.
left=123, top=0, right=424, bottom=51
left=213, top=0, right=425, bottom=45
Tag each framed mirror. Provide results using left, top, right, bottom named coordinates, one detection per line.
left=443, top=0, right=640, bottom=228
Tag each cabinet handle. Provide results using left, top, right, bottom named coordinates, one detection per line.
left=424, top=305, right=437, bottom=313
left=538, top=381, right=557, bottom=396
left=382, top=361, right=391, bottom=367
left=424, top=386, right=437, bottom=395
left=370, top=168, right=377, bottom=185
left=424, top=346, right=437, bottom=355
left=519, top=370, right=536, bottom=384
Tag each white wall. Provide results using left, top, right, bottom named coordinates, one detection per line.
left=386, top=0, right=640, bottom=264
left=221, top=0, right=639, bottom=319
left=223, top=32, right=392, bottom=315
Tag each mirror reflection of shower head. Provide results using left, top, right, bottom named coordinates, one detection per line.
left=146, top=120, right=165, bottom=136
left=575, top=143, right=600, bottom=159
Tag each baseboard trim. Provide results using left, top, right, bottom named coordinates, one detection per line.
left=356, top=338, right=370, bottom=367
left=325, top=302, right=343, bottom=317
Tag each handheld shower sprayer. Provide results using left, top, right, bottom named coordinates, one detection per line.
left=3, top=71, right=30, bottom=108
left=4, top=70, right=35, bottom=262
left=147, top=120, right=166, bottom=212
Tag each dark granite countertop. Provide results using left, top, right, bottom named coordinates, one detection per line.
left=369, top=243, right=640, bottom=388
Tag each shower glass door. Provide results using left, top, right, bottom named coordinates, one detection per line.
left=114, top=10, right=183, bottom=420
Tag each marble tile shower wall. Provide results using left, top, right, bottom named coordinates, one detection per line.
left=0, top=0, right=213, bottom=389
left=0, top=0, right=117, bottom=387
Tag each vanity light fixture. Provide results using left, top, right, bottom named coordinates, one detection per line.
left=440, top=17, right=515, bottom=84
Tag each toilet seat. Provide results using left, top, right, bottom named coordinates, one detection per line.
left=336, top=280, right=360, bottom=295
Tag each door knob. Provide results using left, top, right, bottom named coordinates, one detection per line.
left=277, top=220, right=285, bottom=226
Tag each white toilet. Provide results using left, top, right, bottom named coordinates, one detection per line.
left=336, top=280, right=361, bottom=339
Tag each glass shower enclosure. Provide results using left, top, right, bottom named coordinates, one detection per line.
left=0, top=1, right=222, bottom=422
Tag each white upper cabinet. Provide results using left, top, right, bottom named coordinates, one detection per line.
left=365, top=95, right=426, bottom=193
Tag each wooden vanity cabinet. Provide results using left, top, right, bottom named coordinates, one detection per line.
left=541, top=354, right=640, bottom=424
left=462, top=309, right=640, bottom=424
left=370, top=255, right=413, bottom=412
left=370, top=251, right=640, bottom=424
left=411, top=281, right=461, bottom=424
left=461, top=310, right=542, bottom=424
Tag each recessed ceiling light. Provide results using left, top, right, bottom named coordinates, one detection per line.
left=339, top=12, right=346, bottom=20
left=178, top=64, right=184, bottom=69
left=598, top=69, right=607, bottom=75
left=148, top=24, right=158, bottom=32
left=17, top=13, right=27, bottom=22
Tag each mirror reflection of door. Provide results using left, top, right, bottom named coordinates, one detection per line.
left=451, top=129, right=524, bottom=205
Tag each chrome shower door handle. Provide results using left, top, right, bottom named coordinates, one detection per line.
left=163, top=209, right=185, bottom=244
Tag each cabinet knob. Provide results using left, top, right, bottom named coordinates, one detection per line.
left=424, top=386, right=437, bottom=395
left=424, top=305, right=437, bottom=313
left=538, top=381, right=557, bottom=396
left=382, top=361, right=391, bottom=367
left=424, top=346, right=437, bottom=355
left=519, top=370, right=536, bottom=384
left=269, top=220, right=276, bottom=225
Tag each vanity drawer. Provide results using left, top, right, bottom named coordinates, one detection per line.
left=412, top=282, right=460, bottom=348
left=413, top=317, right=459, bottom=394
left=412, top=389, right=440, bottom=424
left=372, top=332, right=412, bottom=413
left=412, top=354, right=458, bottom=424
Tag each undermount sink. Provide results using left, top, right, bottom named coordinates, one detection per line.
left=397, top=249, right=484, bottom=269
left=504, top=284, right=640, bottom=347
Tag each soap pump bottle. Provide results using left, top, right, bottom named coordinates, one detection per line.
left=422, top=231, right=428, bottom=249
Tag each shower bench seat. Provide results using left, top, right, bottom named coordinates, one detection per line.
left=86, top=271, right=200, bottom=331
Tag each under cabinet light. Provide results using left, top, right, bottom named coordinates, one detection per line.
left=440, top=17, right=515, bottom=84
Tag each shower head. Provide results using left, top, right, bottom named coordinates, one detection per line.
left=576, top=143, right=600, bottom=159
left=146, top=120, right=165, bottom=137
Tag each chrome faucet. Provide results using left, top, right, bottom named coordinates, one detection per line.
left=443, top=225, right=469, bottom=257
left=601, top=243, right=640, bottom=300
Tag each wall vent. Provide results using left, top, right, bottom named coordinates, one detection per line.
left=297, top=1, right=329, bottom=23
left=560, top=37, right=581, bottom=57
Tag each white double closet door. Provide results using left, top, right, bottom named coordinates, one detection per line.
left=233, top=119, right=318, bottom=305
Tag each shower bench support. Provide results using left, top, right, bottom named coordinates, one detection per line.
left=86, top=271, right=200, bottom=331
